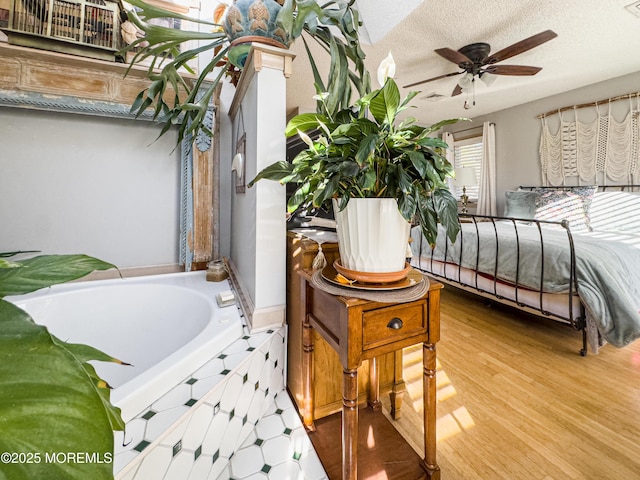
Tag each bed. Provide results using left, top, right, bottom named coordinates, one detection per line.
left=410, top=185, right=640, bottom=355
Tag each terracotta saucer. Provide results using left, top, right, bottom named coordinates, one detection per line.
left=333, top=259, right=411, bottom=284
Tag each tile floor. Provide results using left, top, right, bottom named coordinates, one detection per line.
left=114, top=327, right=285, bottom=477
left=112, top=299, right=329, bottom=479
left=223, top=391, right=328, bottom=480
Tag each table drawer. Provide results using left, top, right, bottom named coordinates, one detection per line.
left=362, top=302, right=426, bottom=350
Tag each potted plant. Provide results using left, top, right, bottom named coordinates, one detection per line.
left=121, top=0, right=370, bottom=145
left=249, top=55, right=464, bottom=276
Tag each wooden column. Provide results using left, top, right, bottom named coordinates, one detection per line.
left=422, top=288, right=441, bottom=479
left=390, top=349, right=406, bottom=419
left=422, top=342, right=439, bottom=478
left=227, top=43, right=296, bottom=332
left=302, top=279, right=316, bottom=432
left=367, top=357, right=381, bottom=410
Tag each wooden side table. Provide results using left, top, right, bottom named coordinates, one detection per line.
left=299, top=270, right=442, bottom=480
left=286, top=230, right=399, bottom=420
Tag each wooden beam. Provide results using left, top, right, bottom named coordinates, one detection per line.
left=537, top=91, right=640, bottom=119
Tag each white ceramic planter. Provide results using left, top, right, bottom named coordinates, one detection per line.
left=332, top=198, right=411, bottom=273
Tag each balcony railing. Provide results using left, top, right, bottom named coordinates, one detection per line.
left=2, top=0, right=121, bottom=61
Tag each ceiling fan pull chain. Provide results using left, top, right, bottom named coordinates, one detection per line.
left=473, top=76, right=476, bottom=106
left=464, top=77, right=477, bottom=110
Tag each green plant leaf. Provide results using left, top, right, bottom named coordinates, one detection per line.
left=355, top=133, right=378, bottom=166
left=417, top=137, right=449, bottom=149
left=0, top=259, right=21, bottom=269
left=398, top=90, right=419, bottom=111
left=361, top=168, right=377, bottom=192
left=314, top=176, right=340, bottom=206
left=433, top=188, right=461, bottom=242
left=288, top=182, right=311, bottom=213
left=406, top=150, right=428, bottom=178
left=0, top=255, right=115, bottom=298
left=398, top=191, right=417, bottom=221
left=397, top=165, right=413, bottom=193
left=339, top=161, right=360, bottom=177
left=416, top=196, right=439, bottom=247
left=285, top=114, right=327, bottom=137
left=325, top=37, right=349, bottom=116
left=125, top=0, right=214, bottom=24
left=301, top=38, right=327, bottom=99
left=0, top=300, right=124, bottom=480
left=424, top=118, right=470, bottom=136
left=369, top=78, right=400, bottom=125
left=276, top=0, right=295, bottom=35
left=247, top=161, right=294, bottom=187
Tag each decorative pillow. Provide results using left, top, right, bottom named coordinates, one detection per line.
left=533, top=186, right=597, bottom=231
left=504, top=190, right=537, bottom=220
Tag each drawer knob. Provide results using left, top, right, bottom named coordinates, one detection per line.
left=387, top=317, right=403, bottom=330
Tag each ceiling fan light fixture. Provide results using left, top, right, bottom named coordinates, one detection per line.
left=480, top=72, right=497, bottom=87
left=458, top=72, right=474, bottom=89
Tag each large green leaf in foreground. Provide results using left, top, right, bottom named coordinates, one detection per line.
left=0, top=254, right=125, bottom=480
left=0, top=254, right=115, bottom=297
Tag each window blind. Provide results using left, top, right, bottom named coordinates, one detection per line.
left=453, top=136, right=482, bottom=200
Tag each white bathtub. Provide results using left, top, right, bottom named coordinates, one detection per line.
left=7, top=271, right=244, bottom=422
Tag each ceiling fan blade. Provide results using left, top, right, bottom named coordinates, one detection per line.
left=435, top=48, right=473, bottom=67
left=486, top=30, right=557, bottom=64
left=451, top=84, right=463, bottom=97
left=403, top=71, right=463, bottom=88
left=484, top=65, right=542, bottom=76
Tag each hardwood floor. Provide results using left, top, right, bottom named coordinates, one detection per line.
left=381, top=282, right=640, bottom=480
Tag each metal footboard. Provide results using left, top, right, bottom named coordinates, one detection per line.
left=413, top=214, right=588, bottom=355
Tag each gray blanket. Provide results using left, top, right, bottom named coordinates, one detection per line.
left=411, top=222, right=640, bottom=348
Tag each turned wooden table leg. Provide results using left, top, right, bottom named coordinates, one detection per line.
left=368, top=356, right=381, bottom=410
left=422, top=342, right=440, bottom=479
left=343, top=367, right=359, bottom=480
left=390, top=349, right=405, bottom=419
left=302, top=312, right=316, bottom=432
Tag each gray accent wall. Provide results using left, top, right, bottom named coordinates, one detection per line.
left=0, top=108, right=181, bottom=268
left=445, top=70, right=640, bottom=214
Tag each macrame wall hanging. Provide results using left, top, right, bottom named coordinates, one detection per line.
left=538, top=92, right=640, bottom=186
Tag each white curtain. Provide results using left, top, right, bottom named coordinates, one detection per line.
left=477, top=122, right=497, bottom=215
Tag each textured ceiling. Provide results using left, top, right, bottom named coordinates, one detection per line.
left=286, top=0, right=640, bottom=124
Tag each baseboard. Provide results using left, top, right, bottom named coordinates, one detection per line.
left=224, top=257, right=285, bottom=333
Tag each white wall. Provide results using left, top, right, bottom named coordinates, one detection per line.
left=228, top=46, right=289, bottom=331
left=217, top=84, right=236, bottom=260
left=0, top=108, right=181, bottom=268
left=445, top=70, right=640, bottom=214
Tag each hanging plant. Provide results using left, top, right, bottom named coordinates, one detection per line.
left=121, top=0, right=370, bottom=145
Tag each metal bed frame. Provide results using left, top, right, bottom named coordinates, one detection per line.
left=412, top=213, right=588, bottom=355
left=413, top=185, right=640, bottom=355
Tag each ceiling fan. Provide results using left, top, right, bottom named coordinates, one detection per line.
left=404, top=30, right=558, bottom=97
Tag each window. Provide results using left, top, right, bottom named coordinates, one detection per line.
left=452, top=135, right=482, bottom=201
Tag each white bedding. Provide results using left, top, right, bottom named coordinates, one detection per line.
left=412, top=257, right=583, bottom=322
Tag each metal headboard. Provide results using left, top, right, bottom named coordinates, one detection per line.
left=519, top=185, right=640, bottom=192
